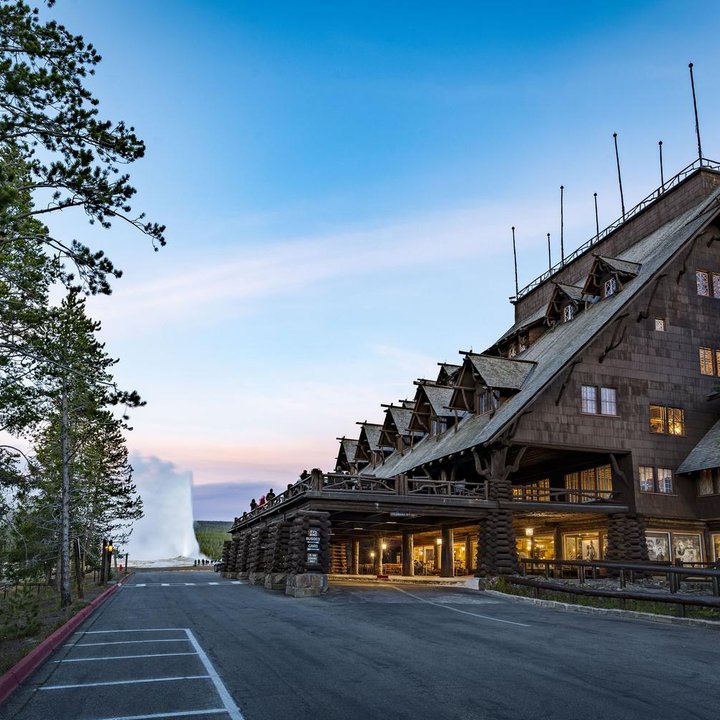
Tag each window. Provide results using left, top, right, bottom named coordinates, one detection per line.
left=698, top=469, right=720, bottom=496
left=639, top=466, right=674, bottom=494
left=581, top=385, right=597, bottom=413
left=563, top=304, right=574, bottom=322
left=654, top=318, right=665, bottom=331
left=696, top=270, right=710, bottom=296
left=476, top=389, right=497, bottom=415
left=512, top=478, right=550, bottom=502
left=696, top=270, right=720, bottom=297
left=667, top=408, right=684, bottom=435
left=508, top=345, right=517, bottom=358
left=649, top=404, right=684, bottom=434
left=565, top=464, right=613, bottom=503
left=698, top=347, right=720, bottom=375
left=604, top=277, right=617, bottom=297
left=699, top=347, right=714, bottom=375
left=600, top=387, right=617, bottom=415
left=581, top=385, right=617, bottom=415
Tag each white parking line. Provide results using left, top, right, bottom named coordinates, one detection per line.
left=79, top=628, right=186, bottom=634
left=40, top=675, right=210, bottom=690
left=70, top=639, right=188, bottom=647
left=94, top=709, right=229, bottom=720
left=390, top=586, right=532, bottom=627
left=184, top=629, right=244, bottom=720
left=54, top=652, right=197, bottom=663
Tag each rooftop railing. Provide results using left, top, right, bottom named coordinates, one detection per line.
left=515, top=157, right=720, bottom=301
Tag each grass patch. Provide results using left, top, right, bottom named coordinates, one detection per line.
left=0, top=578, right=109, bottom=675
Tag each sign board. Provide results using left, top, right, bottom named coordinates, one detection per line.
left=306, top=528, right=320, bottom=566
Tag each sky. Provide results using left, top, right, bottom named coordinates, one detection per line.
left=37, top=0, right=720, bottom=520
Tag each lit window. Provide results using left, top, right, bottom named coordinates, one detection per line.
left=565, top=464, right=612, bottom=503
left=667, top=408, right=684, bottom=435
left=649, top=405, right=684, bottom=435
left=600, top=387, right=617, bottom=415
left=604, top=277, right=617, bottom=297
left=649, top=404, right=667, bottom=433
left=699, top=347, right=714, bottom=375
left=654, top=318, right=665, bottom=331
left=639, top=466, right=674, bottom=494
left=697, top=270, right=710, bottom=296
left=581, top=385, right=597, bottom=413
left=563, top=304, right=574, bottom=322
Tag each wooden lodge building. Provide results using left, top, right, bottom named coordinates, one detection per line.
left=225, top=159, right=720, bottom=596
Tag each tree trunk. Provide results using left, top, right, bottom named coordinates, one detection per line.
left=60, top=385, right=72, bottom=609
left=74, top=537, right=84, bottom=599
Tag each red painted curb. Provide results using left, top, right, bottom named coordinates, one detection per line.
left=0, top=573, right=133, bottom=705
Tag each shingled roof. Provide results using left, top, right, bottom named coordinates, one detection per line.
left=465, top=353, right=535, bottom=390
left=370, top=187, right=720, bottom=479
left=677, top=419, right=720, bottom=474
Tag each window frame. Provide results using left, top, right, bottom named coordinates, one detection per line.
left=581, top=385, right=617, bottom=416
left=649, top=404, right=684, bottom=435
left=638, top=465, right=675, bottom=494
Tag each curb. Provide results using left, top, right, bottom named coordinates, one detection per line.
left=484, top=589, right=720, bottom=629
left=0, top=573, right=133, bottom=704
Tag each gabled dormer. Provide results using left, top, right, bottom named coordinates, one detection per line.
left=582, top=255, right=641, bottom=299
left=449, top=353, right=535, bottom=414
left=355, top=422, right=390, bottom=468
left=408, top=382, right=456, bottom=437
left=436, top=362, right=461, bottom=386
left=379, top=401, right=420, bottom=454
left=545, top=283, right=587, bottom=326
left=335, top=436, right=359, bottom=473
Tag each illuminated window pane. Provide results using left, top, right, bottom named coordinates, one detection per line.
left=565, top=472, right=580, bottom=503
left=697, top=270, right=710, bottom=296
left=657, top=468, right=673, bottom=493
left=654, top=318, right=665, bottom=331
left=667, top=407, right=684, bottom=435
left=600, top=387, right=617, bottom=415
left=716, top=350, right=720, bottom=376
left=649, top=405, right=666, bottom=433
left=699, top=347, right=714, bottom=375
left=581, top=385, right=597, bottom=413
left=596, top=464, right=613, bottom=498
left=639, top=466, right=655, bottom=492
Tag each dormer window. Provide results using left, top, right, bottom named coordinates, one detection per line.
left=476, top=389, right=497, bottom=415
left=518, top=336, right=527, bottom=353
left=563, top=305, right=574, bottom=323
left=604, top=277, right=617, bottom=297
left=508, top=345, right=517, bottom=358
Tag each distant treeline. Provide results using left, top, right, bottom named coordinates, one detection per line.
left=193, top=521, right=232, bottom=560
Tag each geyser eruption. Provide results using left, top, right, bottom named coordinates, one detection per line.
left=125, top=455, right=201, bottom=561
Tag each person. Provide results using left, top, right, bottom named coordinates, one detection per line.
left=586, top=541, right=596, bottom=561
left=300, top=469, right=309, bottom=480
left=266, top=488, right=276, bottom=502
left=250, top=498, right=257, bottom=511
left=258, top=495, right=266, bottom=506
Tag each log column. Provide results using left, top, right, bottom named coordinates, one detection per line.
left=285, top=510, right=331, bottom=597
left=440, top=527, right=454, bottom=577
left=606, top=513, right=649, bottom=566
left=464, top=535, right=474, bottom=575
left=352, top=539, right=360, bottom=575
left=401, top=531, right=414, bottom=576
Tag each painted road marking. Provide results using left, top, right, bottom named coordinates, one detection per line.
left=69, top=638, right=189, bottom=647
left=54, top=652, right=197, bottom=663
left=40, top=675, right=210, bottom=690
left=390, top=586, right=532, bottom=627
left=93, top=710, right=230, bottom=720
left=184, top=629, right=244, bottom=720
left=78, top=628, right=186, bottom=634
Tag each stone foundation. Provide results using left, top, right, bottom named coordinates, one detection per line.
left=285, top=572, right=328, bottom=598
left=247, top=571, right=266, bottom=586
left=264, top=572, right=287, bottom=591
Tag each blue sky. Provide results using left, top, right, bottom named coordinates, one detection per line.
left=42, top=1, right=720, bottom=519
